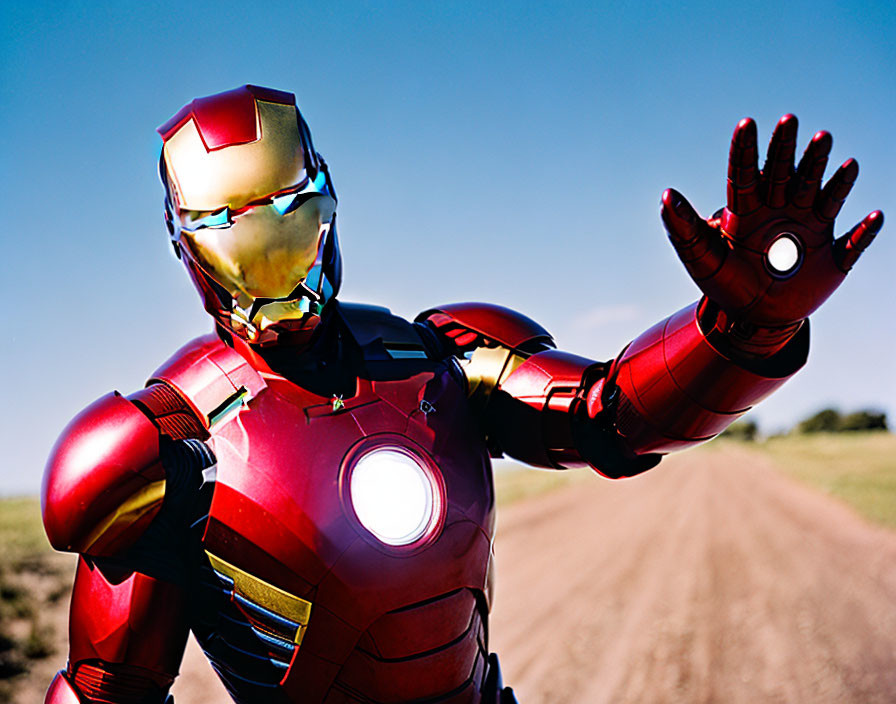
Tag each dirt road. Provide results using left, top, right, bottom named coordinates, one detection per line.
left=488, top=445, right=896, bottom=703
left=30, top=444, right=896, bottom=703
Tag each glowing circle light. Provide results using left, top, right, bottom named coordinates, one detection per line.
left=766, top=234, right=801, bottom=276
left=349, top=447, right=436, bottom=546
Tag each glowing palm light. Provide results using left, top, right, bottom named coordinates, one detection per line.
left=349, top=448, right=436, bottom=546
left=767, top=234, right=801, bottom=275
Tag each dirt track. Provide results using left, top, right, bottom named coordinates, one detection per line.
left=30, top=444, right=896, bottom=703
left=488, top=445, right=896, bottom=703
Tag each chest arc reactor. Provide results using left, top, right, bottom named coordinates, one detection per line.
left=344, top=444, right=444, bottom=547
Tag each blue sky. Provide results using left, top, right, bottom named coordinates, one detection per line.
left=1, top=1, right=893, bottom=493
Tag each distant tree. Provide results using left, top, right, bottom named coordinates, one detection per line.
left=839, top=411, right=888, bottom=432
left=721, top=420, right=758, bottom=441
left=796, top=408, right=888, bottom=433
left=797, top=408, right=841, bottom=433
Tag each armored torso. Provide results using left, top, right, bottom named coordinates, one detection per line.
left=154, top=303, right=496, bottom=703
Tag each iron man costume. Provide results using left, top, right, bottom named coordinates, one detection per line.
left=42, top=86, right=883, bottom=703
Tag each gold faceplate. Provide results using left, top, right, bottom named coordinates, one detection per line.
left=182, top=198, right=335, bottom=302
left=206, top=551, right=312, bottom=645
left=163, top=100, right=305, bottom=212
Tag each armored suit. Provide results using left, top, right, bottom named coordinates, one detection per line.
left=42, top=86, right=883, bottom=703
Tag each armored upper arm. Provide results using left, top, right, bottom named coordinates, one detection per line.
left=42, top=382, right=207, bottom=557
left=42, top=392, right=167, bottom=556
left=417, top=302, right=555, bottom=354
left=416, top=303, right=629, bottom=471
left=416, top=302, right=687, bottom=479
left=416, top=301, right=554, bottom=392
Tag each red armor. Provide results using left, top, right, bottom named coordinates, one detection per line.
left=42, top=87, right=882, bottom=703
left=43, top=393, right=166, bottom=556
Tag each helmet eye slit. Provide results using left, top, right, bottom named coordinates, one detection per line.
left=271, top=192, right=298, bottom=215
left=179, top=171, right=331, bottom=230
left=270, top=173, right=330, bottom=216
left=181, top=207, right=232, bottom=232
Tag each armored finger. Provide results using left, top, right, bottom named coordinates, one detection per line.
left=816, top=158, right=858, bottom=221
left=727, top=118, right=761, bottom=218
left=661, top=189, right=725, bottom=280
left=762, top=114, right=798, bottom=209
left=792, top=130, right=832, bottom=209
left=835, top=210, right=884, bottom=271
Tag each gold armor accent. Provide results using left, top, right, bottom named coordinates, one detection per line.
left=163, top=100, right=305, bottom=212
left=82, top=479, right=166, bottom=552
left=186, top=201, right=335, bottom=304
left=206, top=551, right=312, bottom=645
left=463, top=346, right=527, bottom=399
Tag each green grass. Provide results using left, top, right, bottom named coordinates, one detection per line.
left=0, top=499, right=54, bottom=571
left=0, top=498, right=68, bottom=700
left=742, top=431, right=896, bottom=529
left=493, top=463, right=593, bottom=506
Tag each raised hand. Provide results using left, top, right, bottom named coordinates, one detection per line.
left=661, top=114, right=883, bottom=331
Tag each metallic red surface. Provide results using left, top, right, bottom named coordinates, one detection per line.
left=500, top=350, right=595, bottom=413
left=45, top=673, right=81, bottom=704
left=68, top=558, right=188, bottom=675
left=609, top=301, right=808, bottom=453
left=363, top=587, right=478, bottom=658
left=42, top=393, right=164, bottom=555
left=418, top=302, right=554, bottom=350
left=128, top=383, right=207, bottom=441
left=490, top=350, right=596, bottom=468
left=50, top=557, right=188, bottom=703
left=157, top=84, right=295, bottom=150
left=70, top=662, right=172, bottom=704
left=149, top=332, right=266, bottom=423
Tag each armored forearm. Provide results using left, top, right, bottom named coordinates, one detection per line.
left=591, top=299, right=808, bottom=457
left=46, top=559, right=188, bottom=703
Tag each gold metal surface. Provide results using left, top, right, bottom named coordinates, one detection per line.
left=463, top=346, right=527, bottom=398
left=163, top=100, right=305, bottom=212
left=183, top=198, right=335, bottom=302
left=206, top=551, right=312, bottom=645
left=82, top=479, right=166, bottom=552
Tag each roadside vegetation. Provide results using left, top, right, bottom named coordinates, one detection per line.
left=0, top=499, right=72, bottom=703
left=719, top=407, right=895, bottom=529
left=758, top=432, right=896, bottom=530
left=493, top=462, right=592, bottom=506
left=795, top=408, right=888, bottom=434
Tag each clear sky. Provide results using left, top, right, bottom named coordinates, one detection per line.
left=1, top=0, right=893, bottom=494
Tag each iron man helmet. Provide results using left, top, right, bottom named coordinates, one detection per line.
left=157, top=85, right=341, bottom=346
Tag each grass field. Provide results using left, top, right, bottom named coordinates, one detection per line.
left=492, top=461, right=594, bottom=506
left=0, top=499, right=70, bottom=702
left=1, top=431, right=893, bottom=700
left=755, top=431, right=896, bottom=529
